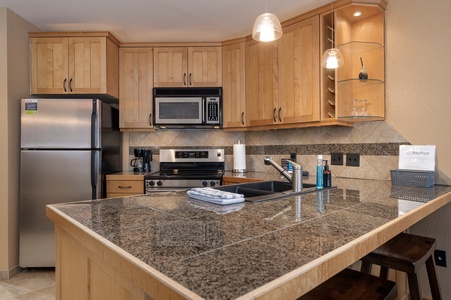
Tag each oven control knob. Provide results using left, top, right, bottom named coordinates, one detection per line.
left=156, top=180, right=163, bottom=187
left=148, top=180, right=155, bottom=186
left=202, top=181, right=208, bottom=187
left=210, top=181, right=216, bottom=187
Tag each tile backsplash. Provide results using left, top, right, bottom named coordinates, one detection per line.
left=126, top=121, right=450, bottom=184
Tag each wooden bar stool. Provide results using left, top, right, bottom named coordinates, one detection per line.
left=360, top=233, right=442, bottom=300
left=297, top=268, right=397, bottom=300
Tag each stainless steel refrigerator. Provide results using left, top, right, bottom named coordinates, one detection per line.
left=19, top=98, right=121, bottom=267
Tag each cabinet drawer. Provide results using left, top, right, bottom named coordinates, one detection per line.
left=107, top=180, right=144, bottom=194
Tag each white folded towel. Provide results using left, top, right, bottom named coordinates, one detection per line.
left=186, top=187, right=245, bottom=205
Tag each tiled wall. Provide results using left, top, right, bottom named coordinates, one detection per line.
left=127, top=121, right=450, bottom=184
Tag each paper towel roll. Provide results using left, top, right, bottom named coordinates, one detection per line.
left=233, top=140, right=247, bottom=173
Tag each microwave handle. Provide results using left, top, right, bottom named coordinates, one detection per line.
left=202, top=97, right=206, bottom=124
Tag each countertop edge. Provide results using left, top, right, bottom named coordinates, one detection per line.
left=45, top=204, right=204, bottom=300
left=236, top=190, right=451, bottom=299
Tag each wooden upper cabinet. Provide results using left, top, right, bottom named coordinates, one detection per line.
left=222, top=41, right=246, bottom=128
left=278, top=16, right=320, bottom=124
left=245, top=39, right=279, bottom=127
left=119, top=48, right=154, bottom=130
left=154, top=46, right=222, bottom=87
left=30, top=32, right=119, bottom=99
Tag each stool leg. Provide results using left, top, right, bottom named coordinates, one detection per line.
left=361, top=261, right=372, bottom=274
left=407, top=273, right=421, bottom=300
left=425, top=256, right=442, bottom=300
left=379, top=266, right=389, bottom=279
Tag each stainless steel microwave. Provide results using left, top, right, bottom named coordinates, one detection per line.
left=153, top=87, right=222, bottom=129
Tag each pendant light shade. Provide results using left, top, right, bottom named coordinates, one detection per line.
left=321, top=48, right=344, bottom=69
left=252, top=12, right=283, bottom=42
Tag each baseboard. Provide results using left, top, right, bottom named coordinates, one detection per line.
left=0, top=265, right=22, bottom=280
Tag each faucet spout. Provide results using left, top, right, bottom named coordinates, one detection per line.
left=264, top=157, right=303, bottom=192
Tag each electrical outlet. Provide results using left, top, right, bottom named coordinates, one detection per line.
left=346, top=153, right=360, bottom=167
left=331, top=152, right=344, bottom=165
left=434, top=250, right=447, bottom=267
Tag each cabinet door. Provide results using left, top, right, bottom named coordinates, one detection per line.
left=245, top=40, right=279, bottom=127
left=68, top=37, right=107, bottom=94
left=222, top=42, right=246, bottom=128
left=119, top=48, right=154, bottom=129
left=154, top=47, right=187, bottom=87
left=188, top=47, right=222, bottom=87
left=278, top=16, right=320, bottom=124
left=30, top=38, right=69, bottom=94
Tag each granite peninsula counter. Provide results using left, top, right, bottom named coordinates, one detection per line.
left=46, top=178, right=451, bottom=300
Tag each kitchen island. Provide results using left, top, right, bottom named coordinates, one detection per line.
left=46, top=178, right=451, bottom=299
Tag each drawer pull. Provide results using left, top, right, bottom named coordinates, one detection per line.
left=118, top=185, right=132, bottom=189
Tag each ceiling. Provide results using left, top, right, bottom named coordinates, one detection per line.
left=0, top=0, right=332, bottom=43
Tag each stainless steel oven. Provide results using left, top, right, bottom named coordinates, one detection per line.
left=153, top=87, right=222, bottom=129
left=145, top=148, right=224, bottom=194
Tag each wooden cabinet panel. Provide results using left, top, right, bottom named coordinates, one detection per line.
left=278, top=16, right=320, bottom=124
left=154, top=47, right=222, bottom=87
left=188, top=47, right=222, bottom=87
left=222, top=41, right=246, bottom=128
left=245, top=40, right=279, bottom=127
left=106, top=178, right=144, bottom=198
left=30, top=33, right=119, bottom=99
left=31, top=38, right=69, bottom=94
left=153, top=47, right=187, bottom=87
left=119, top=48, right=154, bottom=129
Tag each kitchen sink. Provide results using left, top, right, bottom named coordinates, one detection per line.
left=214, top=181, right=319, bottom=202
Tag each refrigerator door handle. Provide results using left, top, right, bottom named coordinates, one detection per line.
left=91, top=100, right=99, bottom=149
left=91, top=150, right=100, bottom=199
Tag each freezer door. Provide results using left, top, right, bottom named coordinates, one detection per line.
left=19, top=150, right=97, bottom=267
left=21, top=98, right=95, bottom=149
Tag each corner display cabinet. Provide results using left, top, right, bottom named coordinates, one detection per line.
left=321, top=2, right=386, bottom=122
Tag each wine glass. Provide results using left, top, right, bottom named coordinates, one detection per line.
left=360, top=99, right=368, bottom=116
left=351, top=99, right=359, bottom=116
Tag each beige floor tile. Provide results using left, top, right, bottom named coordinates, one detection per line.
left=0, top=269, right=55, bottom=300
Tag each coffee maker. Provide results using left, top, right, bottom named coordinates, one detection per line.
left=130, top=148, right=152, bottom=172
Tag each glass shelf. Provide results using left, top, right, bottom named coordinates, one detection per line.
left=338, top=78, right=384, bottom=87
left=338, top=41, right=384, bottom=54
left=338, top=115, right=384, bottom=122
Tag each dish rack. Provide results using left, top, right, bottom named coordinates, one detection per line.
left=390, top=169, right=435, bottom=188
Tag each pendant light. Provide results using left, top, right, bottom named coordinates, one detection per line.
left=252, top=0, right=283, bottom=42
left=321, top=2, right=344, bottom=68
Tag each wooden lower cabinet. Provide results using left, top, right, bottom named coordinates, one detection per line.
left=222, top=176, right=263, bottom=185
left=106, top=173, right=145, bottom=197
left=53, top=223, right=195, bottom=300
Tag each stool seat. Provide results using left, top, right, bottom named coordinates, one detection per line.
left=361, top=233, right=442, bottom=300
left=297, top=268, right=397, bottom=300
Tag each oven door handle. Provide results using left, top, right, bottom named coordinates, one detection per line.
left=146, top=188, right=189, bottom=194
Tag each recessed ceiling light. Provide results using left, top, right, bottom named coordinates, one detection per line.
left=353, top=11, right=362, bottom=17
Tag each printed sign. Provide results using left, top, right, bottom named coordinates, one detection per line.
left=398, top=145, right=436, bottom=171
left=24, top=99, right=38, bottom=114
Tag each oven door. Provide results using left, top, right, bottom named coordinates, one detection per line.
left=154, top=97, right=203, bottom=125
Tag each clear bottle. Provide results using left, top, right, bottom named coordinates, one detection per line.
left=316, top=155, right=324, bottom=189
left=323, top=160, right=331, bottom=187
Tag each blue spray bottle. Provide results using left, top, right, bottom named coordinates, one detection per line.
left=316, top=155, right=324, bottom=189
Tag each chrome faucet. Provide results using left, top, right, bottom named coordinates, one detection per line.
left=264, top=157, right=303, bottom=192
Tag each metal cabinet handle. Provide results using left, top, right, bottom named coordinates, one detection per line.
left=63, top=78, right=67, bottom=92
left=183, top=73, right=187, bottom=86
left=69, top=78, right=73, bottom=92
left=273, top=108, right=277, bottom=122
left=118, top=186, right=132, bottom=189
left=148, top=113, right=152, bottom=127
left=241, top=112, right=245, bottom=126
left=189, top=73, right=192, bottom=86
left=278, top=107, right=282, bottom=122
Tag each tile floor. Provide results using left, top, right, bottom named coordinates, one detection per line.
left=0, top=268, right=55, bottom=300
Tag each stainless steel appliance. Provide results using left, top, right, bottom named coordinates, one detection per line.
left=153, top=87, right=222, bottom=128
left=145, top=148, right=224, bottom=194
left=19, top=98, right=121, bottom=267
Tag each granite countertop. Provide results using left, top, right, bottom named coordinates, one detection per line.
left=48, top=178, right=451, bottom=299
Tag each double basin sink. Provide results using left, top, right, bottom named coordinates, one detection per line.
left=213, top=180, right=319, bottom=202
